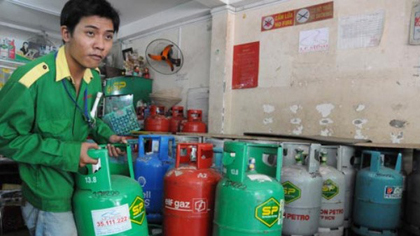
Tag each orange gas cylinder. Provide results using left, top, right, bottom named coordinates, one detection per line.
left=169, top=106, right=185, bottom=133
left=144, top=105, right=170, bottom=132
left=163, top=143, right=222, bottom=236
left=181, top=110, right=206, bottom=133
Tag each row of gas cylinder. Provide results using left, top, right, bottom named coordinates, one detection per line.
left=71, top=135, right=419, bottom=236
left=139, top=105, right=207, bottom=133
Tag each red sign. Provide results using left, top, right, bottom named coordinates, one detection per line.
left=232, top=41, right=259, bottom=89
left=262, top=2, right=334, bottom=32
left=415, top=17, right=420, bottom=27
left=261, top=11, right=295, bottom=31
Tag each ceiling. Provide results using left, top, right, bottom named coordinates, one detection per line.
left=0, top=0, right=271, bottom=40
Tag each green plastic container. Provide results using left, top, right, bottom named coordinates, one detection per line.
left=213, top=141, right=285, bottom=236
left=104, top=76, right=153, bottom=105
left=73, top=144, right=148, bottom=236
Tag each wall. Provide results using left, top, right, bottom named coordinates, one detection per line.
left=125, top=19, right=212, bottom=114
left=209, top=0, right=420, bottom=143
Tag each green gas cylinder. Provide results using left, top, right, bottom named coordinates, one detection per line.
left=73, top=144, right=149, bottom=236
left=213, top=141, right=285, bottom=236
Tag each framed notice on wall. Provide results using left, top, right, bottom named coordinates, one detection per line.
left=409, top=2, right=420, bottom=45
left=232, top=41, right=259, bottom=89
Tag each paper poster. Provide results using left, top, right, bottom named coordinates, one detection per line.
left=0, top=36, right=58, bottom=62
left=232, top=41, right=259, bottom=89
left=338, top=10, right=385, bottom=49
left=409, top=3, right=420, bottom=45
left=299, top=28, right=329, bottom=53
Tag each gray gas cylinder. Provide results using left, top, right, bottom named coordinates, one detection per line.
left=318, top=151, right=346, bottom=236
left=320, top=146, right=338, bottom=167
left=281, top=144, right=323, bottom=236
left=322, top=145, right=357, bottom=229
left=405, top=151, right=420, bottom=235
left=282, top=142, right=311, bottom=167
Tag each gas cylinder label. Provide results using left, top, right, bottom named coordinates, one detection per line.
left=282, top=181, right=301, bottom=204
left=91, top=204, right=131, bottom=236
left=320, top=208, right=344, bottom=220
left=384, top=186, right=403, bottom=199
left=322, top=179, right=339, bottom=200
left=165, top=198, right=210, bottom=213
left=165, top=198, right=191, bottom=211
left=137, top=176, right=146, bottom=187
left=255, top=198, right=282, bottom=228
left=197, top=173, right=208, bottom=178
left=143, top=191, right=151, bottom=207
left=193, top=198, right=209, bottom=213
left=285, top=213, right=310, bottom=221
left=129, top=196, right=145, bottom=225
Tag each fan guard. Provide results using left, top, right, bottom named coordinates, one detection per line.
left=145, top=39, right=184, bottom=75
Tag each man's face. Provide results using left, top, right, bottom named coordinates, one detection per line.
left=62, top=15, right=114, bottom=69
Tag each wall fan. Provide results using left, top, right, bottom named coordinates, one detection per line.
left=146, top=39, right=184, bottom=75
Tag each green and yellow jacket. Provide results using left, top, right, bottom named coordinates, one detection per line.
left=0, top=46, right=114, bottom=212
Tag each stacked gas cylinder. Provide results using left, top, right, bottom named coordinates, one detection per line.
left=71, top=136, right=409, bottom=236
left=352, top=151, right=404, bottom=236
left=139, top=105, right=207, bottom=133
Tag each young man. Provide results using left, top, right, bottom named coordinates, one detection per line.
left=0, top=0, right=123, bottom=235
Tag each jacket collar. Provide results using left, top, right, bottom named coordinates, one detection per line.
left=55, top=46, right=100, bottom=84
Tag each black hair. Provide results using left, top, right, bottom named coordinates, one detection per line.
left=60, top=0, right=120, bottom=34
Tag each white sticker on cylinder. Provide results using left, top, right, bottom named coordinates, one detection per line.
left=384, top=186, right=402, bottom=199
left=92, top=204, right=131, bottom=236
left=248, top=174, right=272, bottom=182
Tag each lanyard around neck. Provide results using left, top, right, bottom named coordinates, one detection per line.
left=62, top=79, right=94, bottom=127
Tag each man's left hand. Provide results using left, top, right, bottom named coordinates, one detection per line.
left=107, top=135, right=127, bottom=157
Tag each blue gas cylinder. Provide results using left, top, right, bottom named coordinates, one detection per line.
left=212, top=147, right=223, bottom=174
left=352, top=151, right=403, bottom=236
left=134, top=135, right=175, bottom=223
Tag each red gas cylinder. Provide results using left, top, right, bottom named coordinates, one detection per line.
left=181, top=110, right=206, bottom=133
left=169, top=106, right=185, bottom=133
left=144, top=105, right=170, bottom=132
left=163, top=143, right=222, bottom=236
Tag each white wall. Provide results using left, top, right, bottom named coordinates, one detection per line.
left=126, top=19, right=212, bottom=112
left=209, top=0, right=420, bottom=143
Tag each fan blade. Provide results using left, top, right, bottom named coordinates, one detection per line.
left=148, top=54, right=164, bottom=61
left=165, top=59, right=175, bottom=71
left=162, top=45, right=173, bottom=58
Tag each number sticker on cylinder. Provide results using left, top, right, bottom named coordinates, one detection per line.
left=91, top=204, right=131, bottom=236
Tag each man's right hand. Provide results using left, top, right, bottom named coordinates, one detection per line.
left=79, top=142, right=99, bottom=167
